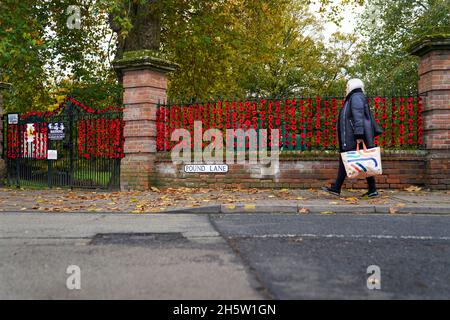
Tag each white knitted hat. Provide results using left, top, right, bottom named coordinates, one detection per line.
left=346, top=79, right=365, bottom=95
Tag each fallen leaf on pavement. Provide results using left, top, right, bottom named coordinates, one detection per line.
left=405, top=186, right=422, bottom=192
left=368, top=199, right=389, bottom=204
left=150, top=186, right=161, bottom=193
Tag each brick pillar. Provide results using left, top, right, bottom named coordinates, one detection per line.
left=114, top=51, right=177, bottom=190
left=0, top=82, right=11, bottom=181
left=410, top=36, right=450, bottom=189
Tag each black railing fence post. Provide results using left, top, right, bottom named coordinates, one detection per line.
left=47, top=139, right=52, bottom=188
left=68, top=101, right=74, bottom=189
left=15, top=118, right=20, bottom=188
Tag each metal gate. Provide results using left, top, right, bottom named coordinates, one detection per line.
left=2, top=97, right=124, bottom=190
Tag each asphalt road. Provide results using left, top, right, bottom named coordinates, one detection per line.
left=211, top=214, right=450, bottom=299
left=0, top=213, right=263, bottom=299
left=1, top=212, right=450, bottom=299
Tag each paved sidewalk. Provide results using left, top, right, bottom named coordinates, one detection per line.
left=0, top=186, right=449, bottom=214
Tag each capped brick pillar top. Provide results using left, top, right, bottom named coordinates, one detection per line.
left=410, top=35, right=450, bottom=190
left=113, top=50, right=178, bottom=190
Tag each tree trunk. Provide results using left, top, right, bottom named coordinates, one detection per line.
left=111, top=0, right=161, bottom=60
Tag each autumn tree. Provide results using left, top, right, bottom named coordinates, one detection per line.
left=0, top=0, right=120, bottom=112
left=1, top=0, right=366, bottom=112
left=351, top=0, right=450, bottom=94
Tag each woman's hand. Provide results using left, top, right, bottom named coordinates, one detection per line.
left=356, top=139, right=364, bottom=145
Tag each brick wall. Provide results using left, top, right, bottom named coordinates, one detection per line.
left=418, top=49, right=450, bottom=150
left=114, top=52, right=177, bottom=190
left=411, top=37, right=450, bottom=190
left=152, top=151, right=427, bottom=190
left=119, top=69, right=165, bottom=190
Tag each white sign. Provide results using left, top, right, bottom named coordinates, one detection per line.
left=184, top=164, right=229, bottom=173
left=7, top=113, right=19, bottom=125
left=48, top=123, right=65, bottom=140
left=47, top=150, right=58, bottom=160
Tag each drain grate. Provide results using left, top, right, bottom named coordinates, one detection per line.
left=89, top=232, right=186, bottom=245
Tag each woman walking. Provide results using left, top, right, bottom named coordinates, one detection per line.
left=321, top=79, right=379, bottom=198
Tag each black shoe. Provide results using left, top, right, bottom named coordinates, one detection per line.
left=321, top=186, right=341, bottom=197
left=362, top=190, right=379, bottom=198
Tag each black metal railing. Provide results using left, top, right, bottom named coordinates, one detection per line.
left=2, top=98, right=124, bottom=190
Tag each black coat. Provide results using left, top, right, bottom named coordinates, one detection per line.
left=337, top=88, right=375, bottom=152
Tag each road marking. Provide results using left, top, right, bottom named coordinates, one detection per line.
left=228, top=233, right=450, bottom=241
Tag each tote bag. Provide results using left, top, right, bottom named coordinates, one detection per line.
left=341, top=142, right=382, bottom=179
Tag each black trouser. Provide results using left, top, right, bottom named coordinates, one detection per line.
left=334, top=155, right=376, bottom=193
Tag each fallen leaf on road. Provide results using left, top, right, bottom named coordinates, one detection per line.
left=298, top=207, right=310, bottom=214
left=389, top=207, right=398, bottom=214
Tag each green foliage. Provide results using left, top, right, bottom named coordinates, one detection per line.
left=2, top=0, right=445, bottom=112
left=159, top=0, right=356, bottom=100
left=1, top=0, right=358, bottom=110
left=0, top=0, right=121, bottom=112
left=352, top=0, right=450, bottom=94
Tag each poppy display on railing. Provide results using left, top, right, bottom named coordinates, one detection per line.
left=156, top=96, right=423, bottom=152
left=77, top=118, right=125, bottom=159
left=5, top=98, right=125, bottom=159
